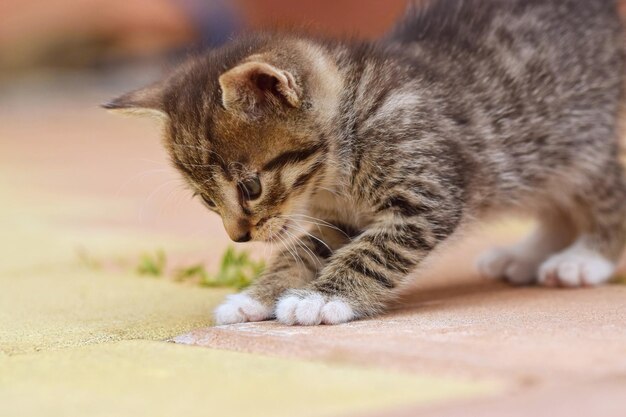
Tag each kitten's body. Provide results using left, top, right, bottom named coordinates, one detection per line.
left=108, top=0, right=626, bottom=325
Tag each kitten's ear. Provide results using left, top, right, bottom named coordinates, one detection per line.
left=218, top=61, right=302, bottom=115
left=102, top=82, right=168, bottom=120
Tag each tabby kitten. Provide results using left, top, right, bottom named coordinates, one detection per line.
left=106, top=0, right=626, bottom=326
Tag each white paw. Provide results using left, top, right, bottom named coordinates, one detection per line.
left=275, top=291, right=355, bottom=326
left=477, top=247, right=538, bottom=285
left=213, top=293, right=273, bottom=325
left=538, top=249, right=615, bottom=288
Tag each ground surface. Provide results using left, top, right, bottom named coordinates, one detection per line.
left=1, top=74, right=625, bottom=417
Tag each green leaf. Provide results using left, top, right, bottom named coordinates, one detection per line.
left=173, top=264, right=208, bottom=282
left=200, top=246, right=265, bottom=289
left=136, top=250, right=166, bottom=277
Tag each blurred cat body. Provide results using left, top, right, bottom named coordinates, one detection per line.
left=107, top=0, right=626, bottom=326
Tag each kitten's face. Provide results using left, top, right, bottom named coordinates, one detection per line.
left=170, top=116, right=328, bottom=243
left=106, top=37, right=336, bottom=242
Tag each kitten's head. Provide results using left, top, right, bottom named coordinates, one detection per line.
left=105, top=35, right=341, bottom=242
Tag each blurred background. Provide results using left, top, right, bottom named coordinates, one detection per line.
left=1, top=0, right=409, bottom=76
left=0, top=0, right=411, bottom=270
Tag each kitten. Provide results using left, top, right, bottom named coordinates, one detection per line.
left=106, top=0, right=626, bottom=326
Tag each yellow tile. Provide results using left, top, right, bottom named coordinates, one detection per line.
left=0, top=268, right=229, bottom=355
left=0, top=341, right=497, bottom=417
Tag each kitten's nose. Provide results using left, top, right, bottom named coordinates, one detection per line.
left=233, top=232, right=251, bottom=243
left=224, top=218, right=252, bottom=242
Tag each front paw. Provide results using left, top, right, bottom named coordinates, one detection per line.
left=214, top=293, right=273, bottom=325
left=275, top=290, right=355, bottom=326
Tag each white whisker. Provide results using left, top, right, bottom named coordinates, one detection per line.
left=287, top=222, right=333, bottom=254
left=283, top=226, right=321, bottom=268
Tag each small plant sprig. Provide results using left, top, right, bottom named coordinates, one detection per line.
left=136, top=250, right=167, bottom=277
left=174, top=246, right=264, bottom=289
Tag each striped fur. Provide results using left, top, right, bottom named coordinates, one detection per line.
left=107, top=0, right=626, bottom=325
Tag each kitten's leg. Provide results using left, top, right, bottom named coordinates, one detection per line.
left=538, top=172, right=626, bottom=287
left=275, top=214, right=454, bottom=325
left=477, top=211, right=575, bottom=285
left=213, top=225, right=346, bottom=325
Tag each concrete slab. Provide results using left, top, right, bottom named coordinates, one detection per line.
left=364, top=378, right=626, bottom=417
left=0, top=268, right=229, bottom=355
left=0, top=341, right=496, bottom=417
left=174, top=237, right=626, bottom=384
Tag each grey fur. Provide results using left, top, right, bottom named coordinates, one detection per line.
left=108, top=0, right=626, bottom=325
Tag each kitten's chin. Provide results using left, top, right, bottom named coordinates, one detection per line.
left=253, top=217, right=291, bottom=243
left=265, top=224, right=289, bottom=243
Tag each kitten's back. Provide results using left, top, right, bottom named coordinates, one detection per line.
left=388, top=0, right=622, bottom=47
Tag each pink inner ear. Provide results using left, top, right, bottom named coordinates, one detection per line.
left=253, top=72, right=279, bottom=92
left=248, top=72, right=280, bottom=104
left=219, top=62, right=301, bottom=111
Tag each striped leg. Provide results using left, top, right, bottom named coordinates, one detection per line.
left=275, top=214, right=454, bottom=325
left=539, top=166, right=626, bottom=287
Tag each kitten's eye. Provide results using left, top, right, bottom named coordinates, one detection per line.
left=239, top=176, right=262, bottom=201
left=200, top=194, right=216, bottom=208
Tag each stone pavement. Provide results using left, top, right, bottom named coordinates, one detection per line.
left=1, top=75, right=625, bottom=417
left=175, top=237, right=626, bottom=417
